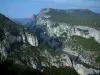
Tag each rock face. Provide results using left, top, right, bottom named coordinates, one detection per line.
left=0, top=13, right=38, bottom=64
left=73, top=61, right=100, bottom=75
left=0, top=13, right=74, bottom=73
left=26, top=8, right=100, bottom=75
left=0, top=31, right=38, bottom=57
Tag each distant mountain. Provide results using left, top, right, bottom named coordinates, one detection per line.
left=11, top=18, right=30, bottom=25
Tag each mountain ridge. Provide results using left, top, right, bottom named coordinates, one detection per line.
left=37, top=8, right=100, bottom=28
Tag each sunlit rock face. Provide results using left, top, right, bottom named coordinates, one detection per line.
left=73, top=61, right=100, bottom=75
left=29, top=8, right=100, bottom=75
left=21, top=32, right=38, bottom=46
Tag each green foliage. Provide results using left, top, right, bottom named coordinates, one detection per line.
left=0, top=28, right=5, bottom=41
left=0, top=59, right=43, bottom=75
left=70, top=36, right=100, bottom=51
left=46, top=9, right=100, bottom=28
left=0, top=13, right=17, bottom=28
left=0, top=13, right=34, bottom=36
left=22, top=68, right=43, bottom=75
left=95, top=55, right=100, bottom=63
left=57, top=32, right=68, bottom=42
left=43, top=66, right=79, bottom=75
left=9, top=43, right=49, bottom=70
left=38, top=42, right=61, bottom=56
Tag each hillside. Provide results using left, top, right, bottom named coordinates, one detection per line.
left=40, top=8, right=100, bottom=28
left=0, top=13, right=79, bottom=75
left=26, top=8, right=100, bottom=75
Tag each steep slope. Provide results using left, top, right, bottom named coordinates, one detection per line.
left=0, top=13, right=38, bottom=65
left=26, top=8, right=100, bottom=75
left=0, top=13, right=79, bottom=75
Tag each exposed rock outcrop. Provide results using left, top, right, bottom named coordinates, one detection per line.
left=27, top=8, right=100, bottom=75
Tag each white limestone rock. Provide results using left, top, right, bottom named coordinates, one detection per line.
left=25, top=32, right=38, bottom=46
left=73, top=62, right=100, bottom=75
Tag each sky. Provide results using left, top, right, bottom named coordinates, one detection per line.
left=0, top=0, right=100, bottom=18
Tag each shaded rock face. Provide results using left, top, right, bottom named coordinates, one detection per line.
left=25, top=14, right=37, bottom=31
left=0, top=13, right=38, bottom=61
left=0, top=28, right=5, bottom=42
left=0, top=29, right=38, bottom=59
left=26, top=8, right=100, bottom=75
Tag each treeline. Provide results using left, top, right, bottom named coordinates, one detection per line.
left=0, top=59, right=79, bottom=75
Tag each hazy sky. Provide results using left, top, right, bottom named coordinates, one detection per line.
left=0, top=0, right=100, bottom=18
